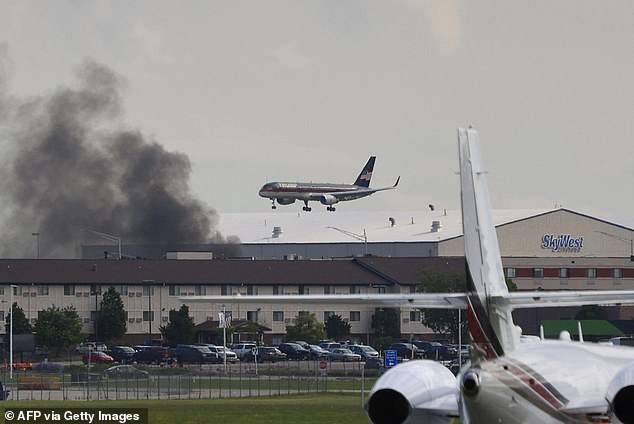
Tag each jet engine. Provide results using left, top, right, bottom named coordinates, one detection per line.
left=366, top=360, right=458, bottom=424
left=276, top=198, right=295, bottom=205
left=607, top=363, right=634, bottom=424
left=319, top=194, right=339, bottom=205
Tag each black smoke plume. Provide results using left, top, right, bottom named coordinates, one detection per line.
left=0, top=56, right=239, bottom=258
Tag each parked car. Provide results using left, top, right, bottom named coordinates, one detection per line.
left=308, top=344, right=330, bottom=360
left=170, top=345, right=219, bottom=364
left=349, top=345, right=380, bottom=360
left=388, top=343, right=424, bottom=360
left=364, top=357, right=385, bottom=370
left=133, top=346, right=173, bottom=365
left=108, top=346, right=136, bottom=363
left=76, top=342, right=107, bottom=354
left=232, top=343, right=258, bottom=360
left=318, top=342, right=341, bottom=351
left=328, top=348, right=361, bottom=362
left=243, top=347, right=287, bottom=363
left=103, top=365, right=149, bottom=379
left=278, top=343, right=310, bottom=360
left=82, top=351, right=114, bottom=365
left=202, top=345, right=239, bottom=363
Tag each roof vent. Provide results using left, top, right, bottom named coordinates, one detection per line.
left=431, top=220, right=442, bottom=232
left=272, top=226, right=284, bottom=238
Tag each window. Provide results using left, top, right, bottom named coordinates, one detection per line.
left=90, top=311, right=98, bottom=322
left=324, top=311, right=334, bottom=321
left=0, top=310, right=4, bottom=320
left=90, top=285, right=102, bottom=295
left=299, top=286, right=309, bottom=295
left=143, top=311, right=154, bottom=322
left=505, top=268, right=516, bottom=278
left=273, top=311, right=284, bottom=322
left=247, top=285, right=258, bottom=295
left=0, top=286, right=4, bottom=295
left=246, top=310, right=259, bottom=322
left=142, top=286, right=154, bottom=296
left=12, top=286, right=22, bottom=296
left=195, top=285, right=207, bottom=296
left=350, top=311, right=361, bottom=322
left=64, top=285, right=76, bottom=296
left=374, top=285, right=386, bottom=294
left=349, top=285, right=361, bottom=294
left=168, top=285, right=181, bottom=296
left=221, top=285, right=231, bottom=296
left=613, top=268, right=623, bottom=278
left=112, top=285, right=128, bottom=296
left=533, top=268, right=544, bottom=278
left=273, top=285, right=282, bottom=295
left=410, top=311, right=421, bottom=322
left=37, top=285, right=49, bottom=295
left=410, top=285, right=417, bottom=294
left=586, top=268, right=597, bottom=279
left=559, top=268, right=570, bottom=278
left=324, top=285, right=336, bottom=295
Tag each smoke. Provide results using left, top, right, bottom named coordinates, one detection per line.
left=0, top=55, right=239, bottom=258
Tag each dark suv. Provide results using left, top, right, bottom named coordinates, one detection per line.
left=133, top=346, right=172, bottom=365
left=277, top=343, right=310, bottom=360
left=388, top=343, right=424, bottom=360
left=108, top=346, right=136, bottom=363
left=169, top=345, right=219, bottom=364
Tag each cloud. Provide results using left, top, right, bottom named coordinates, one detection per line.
left=402, top=0, right=465, bottom=56
left=274, top=43, right=309, bottom=70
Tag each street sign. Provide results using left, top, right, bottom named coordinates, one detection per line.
left=384, top=349, right=397, bottom=367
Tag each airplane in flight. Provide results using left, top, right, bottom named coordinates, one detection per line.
left=258, top=156, right=399, bottom=212
left=183, top=127, right=634, bottom=424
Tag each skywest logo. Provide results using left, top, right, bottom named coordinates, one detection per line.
left=541, top=234, right=584, bottom=253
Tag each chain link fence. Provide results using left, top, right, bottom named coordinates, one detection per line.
left=1, top=360, right=378, bottom=401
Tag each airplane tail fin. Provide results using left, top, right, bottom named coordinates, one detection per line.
left=458, top=127, right=518, bottom=359
left=354, top=156, right=376, bottom=187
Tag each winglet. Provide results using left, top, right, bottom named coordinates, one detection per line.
left=393, top=176, right=400, bottom=187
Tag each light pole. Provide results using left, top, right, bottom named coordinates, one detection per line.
left=9, top=285, right=17, bottom=380
left=31, top=232, right=40, bottom=259
left=79, top=229, right=122, bottom=259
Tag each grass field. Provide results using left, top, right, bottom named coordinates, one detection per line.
left=4, top=393, right=370, bottom=424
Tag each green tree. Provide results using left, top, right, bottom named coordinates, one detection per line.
left=35, top=306, right=83, bottom=355
left=285, top=312, right=326, bottom=344
left=370, top=308, right=400, bottom=350
left=3, top=303, right=33, bottom=350
left=417, top=267, right=467, bottom=343
left=96, top=287, right=127, bottom=343
left=160, top=304, right=195, bottom=345
left=325, top=314, right=351, bottom=341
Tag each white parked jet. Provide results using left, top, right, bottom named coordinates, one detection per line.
left=183, top=127, right=634, bottom=424
left=258, top=156, right=399, bottom=212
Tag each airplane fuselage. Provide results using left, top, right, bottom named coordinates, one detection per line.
left=461, top=341, right=634, bottom=423
left=258, top=182, right=372, bottom=202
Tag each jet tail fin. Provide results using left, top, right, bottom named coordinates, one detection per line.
left=458, top=127, right=518, bottom=359
left=354, top=156, right=376, bottom=187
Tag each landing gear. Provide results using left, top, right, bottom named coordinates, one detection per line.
left=327, top=206, right=336, bottom=212
left=302, top=201, right=312, bottom=212
left=270, top=199, right=277, bottom=210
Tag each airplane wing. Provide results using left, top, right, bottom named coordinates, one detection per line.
left=308, top=177, right=400, bottom=202
left=180, top=292, right=467, bottom=309
left=181, top=290, right=634, bottom=310
left=508, top=290, right=634, bottom=308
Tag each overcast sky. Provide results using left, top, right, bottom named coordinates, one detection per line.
left=1, top=1, right=632, bottom=228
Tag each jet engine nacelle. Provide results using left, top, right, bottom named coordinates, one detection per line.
left=607, top=363, right=634, bottom=424
left=276, top=198, right=296, bottom=205
left=319, top=194, right=339, bottom=205
left=366, top=360, right=457, bottom=424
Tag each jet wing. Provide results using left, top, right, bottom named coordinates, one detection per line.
left=180, top=292, right=467, bottom=309
left=309, top=177, right=400, bottom=202
left=508, top=290, right=634, bottom=309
